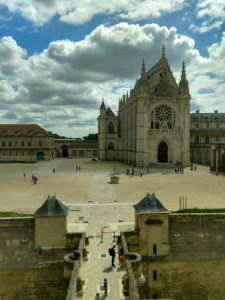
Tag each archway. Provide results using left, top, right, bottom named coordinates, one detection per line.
left=158, top=141, right=168, bottom=162
left=37, top=152, right=44, bottom=161
left=61, top=145, right=68, bottom=157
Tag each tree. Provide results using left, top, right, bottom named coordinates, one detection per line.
left=83, top=133, right=98, bottom=141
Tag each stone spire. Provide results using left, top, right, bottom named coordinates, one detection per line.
left=179, top=61, right=190, bottom=96
left=162, top=44, right=166, bottom=58
left=100, top=98, right=106, bottom=110
left=141, top=58, right=147, bottom=80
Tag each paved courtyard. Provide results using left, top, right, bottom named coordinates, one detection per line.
left=1, top=158, right=225, bottom=299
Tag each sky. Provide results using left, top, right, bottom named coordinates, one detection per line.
left=0, top=1, right=225, bottom=137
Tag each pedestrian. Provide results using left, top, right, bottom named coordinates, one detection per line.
left=132, top=168, right=134, bottom=175
left=140, top=169, right=143, bottom=177
left=76, top=165, right=78, bottom=171
left=194, top=165, right=197, bottom=171
left=109, top=245, right=116, bottom=267
left=53, top=168, right=55, bottom=173
left=79, top=165, right=81, bottom=171
left=119, top=255, right=124, bottom=268
left=126, top=169, right=129, bottom=175
left=103, top=278, right=108, bottom=296
left=95, top=293, right=101, bottom=300
left=24, top=173, right=26, bottom=180
left=32, top=174, right=34, bottom=182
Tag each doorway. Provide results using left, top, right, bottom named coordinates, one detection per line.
left=158, top=141, right=168, bottom=162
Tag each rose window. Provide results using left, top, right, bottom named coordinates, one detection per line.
left=151, top=104, right=175, bottom=129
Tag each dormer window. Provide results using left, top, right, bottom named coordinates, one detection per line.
left=28, top=130, right=32, bottom=136
left=15, top=131, right=19, bottom=136
left=2, top=130, right=6, bottom=136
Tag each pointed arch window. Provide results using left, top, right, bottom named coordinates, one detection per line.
left=108, top=122, right=114, bottom=133
left=108, top=142, right=114, bottom=150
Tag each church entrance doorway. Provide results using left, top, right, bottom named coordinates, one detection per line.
left=158, top=141, right=168, bottom=162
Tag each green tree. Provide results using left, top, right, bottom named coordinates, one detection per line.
left=83, top=133, right=98, bottom=140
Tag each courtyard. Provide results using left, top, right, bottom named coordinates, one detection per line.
left=0, top=158, right=224, bottom=214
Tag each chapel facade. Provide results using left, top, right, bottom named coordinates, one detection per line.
left=98, top=46, right=191, bottom=167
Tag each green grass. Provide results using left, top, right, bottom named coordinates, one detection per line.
left=173, top=208, right=225, bottom=213
left=0, top=212, right=33, bottom=217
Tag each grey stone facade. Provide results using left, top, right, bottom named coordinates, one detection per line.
left=98, top=47, right=191, bottom=167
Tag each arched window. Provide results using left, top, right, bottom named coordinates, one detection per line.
left=108, top=122, right=114, bottom=133
left=108, top=142, right=114, bottom=150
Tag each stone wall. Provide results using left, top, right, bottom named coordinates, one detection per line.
left=0, top=217, right=82, bottom=300
left=0, top=217, right=34, bottom=270
left=0, top=268, right=68, bottom=300
left=170, top=214, right=225, bottom=260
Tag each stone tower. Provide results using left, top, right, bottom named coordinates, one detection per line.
left=98, top=46, right=191, bottom=166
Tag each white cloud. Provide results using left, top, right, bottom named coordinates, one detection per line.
left=0, top=23, right=224, bottom=136
left=190, top=0, right=225, bottom=33
left=0, top=0, right=185, bottom=26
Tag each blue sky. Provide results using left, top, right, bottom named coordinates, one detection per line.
left=0, top=0, right=225, bottom=137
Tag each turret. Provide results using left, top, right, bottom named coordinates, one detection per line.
left=100, top=99, right=106, bottom=116
left=179, top=61, right=190, bottom=96
left=139, top=58, right=148, bottom=95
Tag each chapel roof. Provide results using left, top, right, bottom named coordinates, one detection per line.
left=34, top=195, right=69, bottom=217
left=133, top=193, right=170, bottom=214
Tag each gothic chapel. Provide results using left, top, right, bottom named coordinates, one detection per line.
left=98, top=46, right=191, bottom=166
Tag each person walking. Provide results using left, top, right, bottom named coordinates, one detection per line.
left=24, top=173, right=26, bottom=180
left=103, top=278, right=108, bottom=296
left=109, top=245, right=116, bottom=267
left=126, top=169, right=129, bottom=175
left=140, top=169, right=143, bottom=177
left=119, top=255, right=124, bottom=268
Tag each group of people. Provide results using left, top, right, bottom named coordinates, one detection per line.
left=190, top=164, right=197, bottom=171
left=75, top=165, right=81, bottom=171
left=32, top=174, right=38, bottom=184
left=126, top=167, right=150, bottom=177
left=174, top=167, right=184, bottom=174
left=95, top=245, right=124, bottom=299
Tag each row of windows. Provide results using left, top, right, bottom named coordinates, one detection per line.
left=1, top=151, right=31, bottom=156
left=194, top=136, right=220, bottom=143
left=1, top=141, right=43, bottom=147
left=194, top=122, right=220, bottom=129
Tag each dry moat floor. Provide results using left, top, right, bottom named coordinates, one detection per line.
left=0, top=158, right=224, bottom=299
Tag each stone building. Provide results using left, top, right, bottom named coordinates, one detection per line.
left=55, top=139, right=98, bottom=158
left=190, top=110, right=225, bottom=169
left=121, top=193, right=225, bottom=299
left=98, top=46, right=191, bottom=167
left=0, top=124, right=54, bottom=162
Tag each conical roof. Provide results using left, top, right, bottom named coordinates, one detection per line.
left=100, top=100, right=106, bottom=110
left=34, top=195, right=69, bottom=217
left=133, top=193, right=170, bottom=214
left=106, top=107, right=114, bottom=116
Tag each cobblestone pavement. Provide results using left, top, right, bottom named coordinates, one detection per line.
left=67, top=174, right=134, bottom=300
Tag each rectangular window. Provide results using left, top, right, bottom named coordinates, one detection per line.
left=8, top=141, right=12, bottom=147
left=205, top=136, right=209, bottom=144
left=153, top=244, right=157, bottom=255
left=216, top=136, right=220, bottom=142
left=28, top=141, right=31, bottom=147
left=1, top=141, right=6, bottom=147
left=153, top=270, right=157, bottom=280
left=79, top=150, right=84, bottom=156
left=195, top=136, right=199, bottom=143
left=15, top=141, right=18, bottom=147
left=39, top=141, right=43, bottom=147
left=21, top=141, right=25, bottom=147
left=195, top=123, right=199, bottom=128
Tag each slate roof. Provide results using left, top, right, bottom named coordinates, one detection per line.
left=190, top=112, right=225, bottom=122
left=100, top=101, right=106, bottom=110
left=34, top=195, right=69, bottom=217
left=69, top=142, right=98, bottom=149
left=133, top=193, right=170, bottom=214
left=106, top=107, right=114, bottom=116
left=0, top=124, right=51, bottom=136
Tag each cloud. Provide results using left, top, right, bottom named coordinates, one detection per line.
left=0, top=23, right=224, bottom=136
left=190, top=0, right=225, bottom=33
left=0, top=0, right=185, bottom=26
